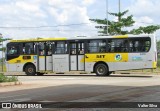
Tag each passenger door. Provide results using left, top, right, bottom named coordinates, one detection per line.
left=37, top=42, right=53, bottom=72
left=52, top=41, right=69, bottom=72
left=69, top=41, right=85, bottom=71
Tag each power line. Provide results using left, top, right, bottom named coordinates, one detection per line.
left=0, top=23, right=91, bottom=29
left=0, top=28, right=98, bottom=32
left=38, top=29, right=98, bottom=32
left=135, top=21, right=159, bottom=25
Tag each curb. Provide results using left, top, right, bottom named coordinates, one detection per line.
left=0, top=81, right=22, bottom=87
left=116, top=71, right=160, bottom=74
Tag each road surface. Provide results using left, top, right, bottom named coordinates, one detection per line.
left=0, top=73, right=160, bottom=111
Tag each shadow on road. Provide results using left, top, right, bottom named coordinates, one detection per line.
left=110, top=75, right=153, bottom=78
left=0, top=84, right=159, bottom=103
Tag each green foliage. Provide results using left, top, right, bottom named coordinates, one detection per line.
left=157, top=54, right=160, bottom=67
left=0, top=47, right=6, bottom=52
left=157, top=40, right=160, bottom=67
left=90, top=10, right=160, bottom=35
left=0, top=73, right=18, bottom=83
left=130, top=25, right=160, bottom=34
left=157, top=40, right=160, bottom=51
left=0, top=38, right=12, bottom=42
left=0, top=57, right=5, bottom=63
left=0, top=38, right=12, bottom=52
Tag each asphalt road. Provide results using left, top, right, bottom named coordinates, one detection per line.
left=1, top=74, right=160, bottom=111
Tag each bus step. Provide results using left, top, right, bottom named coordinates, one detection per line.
left=56, top=72, right=64, bottom=74
left=80, top=72, right=88, bottom=74
left=121, top=73, right=130, bottom=74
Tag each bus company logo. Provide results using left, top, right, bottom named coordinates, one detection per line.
left=132, top=56, right=142, bottom=61
left=115, top=54, right=122, bottom=61
left=2, top=103, right=11, bottom=108
left=33, top=56, right=37, bottom=60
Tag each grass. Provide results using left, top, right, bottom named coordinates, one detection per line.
left=128, top=68, right=160, bottom=73
left=0, top=63, right=6, bottom=72
left=0, top=73, right=18, bottom=83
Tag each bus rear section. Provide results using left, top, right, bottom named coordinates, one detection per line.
left=84, top=34, right=157, bottom=76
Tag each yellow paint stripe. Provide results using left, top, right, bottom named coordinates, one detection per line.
left=8, top=55, right=35, bottom=64
left=10, top=38, right=67, bottom=42
left=85, top=53, right=128, bottom=62
left=113, top=35, right=128, bottom=38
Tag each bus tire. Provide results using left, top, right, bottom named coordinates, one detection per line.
left=95, top=63, right=109, bottom=76
left=25, top=65, right=36, bottom=76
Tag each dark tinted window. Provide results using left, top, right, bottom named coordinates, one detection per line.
left=87, top=40, right=106, bottom=53
left=7, top=43, right=20, bottom=55
left=22, top=43, right=35, bottom=55
left=46, top=42, right=52, bottom=56
left=54, top=41, right=67, bottom=54
left=129, top=37, right=151, bottom=52
left=108, top=39, right=128, bottom=52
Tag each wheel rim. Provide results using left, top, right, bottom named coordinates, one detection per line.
left=28, top=68, right=33, bottom=73
left=97, top=65, right=105, bottom=75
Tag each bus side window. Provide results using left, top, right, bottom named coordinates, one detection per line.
left=128, top=38, right=151, bottom=52
left=54, top=41, right=67, bottom=54
left=40, top=50, right=44, bottom=55
left=99, top=47, right=106, bottom=52
left=78, top=49, right=84, bottom=54
left=71, top=50, right=76, bottom=54
left=23, top=43, right=35, bottom=55
left=48, top=49, right=52, bottom=55
left=8, top=46, right=18, bottom=55
left=107, top=44, right=111, bottom=52
left=25, top=45, right=31, bottom=54
left=23, top=47, right=25, bottom=54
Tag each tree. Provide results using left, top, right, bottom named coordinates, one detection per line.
left=90, top=10, right=160, bottom=35
left=130, top=25, right=160, bottom=35
left=0, top=38, right=12, bottom=52
left=157, top=40, right=160, bottom=53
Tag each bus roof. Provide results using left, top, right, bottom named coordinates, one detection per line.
left=9, top=34, right=154, bottom=42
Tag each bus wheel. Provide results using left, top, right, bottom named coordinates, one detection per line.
left=25, top=65, right=36, bottom=76
left=95, top=63, right=109, bottom=76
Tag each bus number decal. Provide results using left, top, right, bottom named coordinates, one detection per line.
left=96, top=55, right=105, bottom=58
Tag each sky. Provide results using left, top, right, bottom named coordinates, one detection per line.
left=0, top=0, right=160, bottom=40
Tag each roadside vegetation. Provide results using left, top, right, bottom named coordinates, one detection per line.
left=158, top=54, right=160, bottom=67
left=0, top=73, right=18, bottom=83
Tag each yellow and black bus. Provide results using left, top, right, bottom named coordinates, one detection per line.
left=6, top=34, right=157, bottom=76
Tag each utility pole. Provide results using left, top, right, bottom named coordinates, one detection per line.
left=118, top=0, right=121, bottom=34
left=118, top=0, right=121, bottom=22
left=106, top=0, right=109, bottom=35
left=0, top=33, right=3, bottom=72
